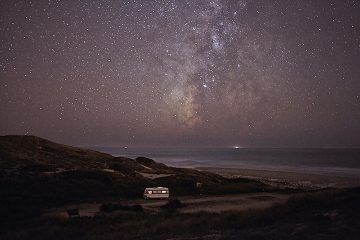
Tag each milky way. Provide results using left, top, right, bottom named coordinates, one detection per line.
left=0, top=0, right=359, bottom=147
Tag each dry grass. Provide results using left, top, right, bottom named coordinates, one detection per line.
left=1, top=188, right=360, bottom=240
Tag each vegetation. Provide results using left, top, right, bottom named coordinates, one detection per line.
left=1, top=188, right=359, bottom=239
left=1, top=135, right=359, bottom=239
left=0, top=135, right=272, bottom=229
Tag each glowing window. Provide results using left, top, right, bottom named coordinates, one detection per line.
left=147, top=190, right=152, bottom=194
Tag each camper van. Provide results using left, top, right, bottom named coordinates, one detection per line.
left=143, top=187, right=169, bottom=199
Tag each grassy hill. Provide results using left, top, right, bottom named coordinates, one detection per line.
left=2, top=136, right=359, bottom=239
left=0, top=135, right=270, bottom=221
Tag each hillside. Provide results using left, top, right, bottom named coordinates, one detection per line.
left=0, top=135, right=270, bottom=221
left=2, top=136, right=359, bottom=240
left=0, top=135, right=113, bottom=170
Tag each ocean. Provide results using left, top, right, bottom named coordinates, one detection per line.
left=91, top=147, right=360, bottom=178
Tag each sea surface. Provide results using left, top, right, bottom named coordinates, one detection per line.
left=92, top=147, right=360, bottom=178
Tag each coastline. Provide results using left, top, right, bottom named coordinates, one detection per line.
left=197, top=167, right=360, bottom=189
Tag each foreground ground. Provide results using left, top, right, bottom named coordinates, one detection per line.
left=1, top=136, right=360, bottom=239
left=44, top=192, right=292, bottom=218
left=1, top=188, right=360, bottom=240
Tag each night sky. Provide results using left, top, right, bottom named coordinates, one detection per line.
left=0, top=0, right=359, bottom=148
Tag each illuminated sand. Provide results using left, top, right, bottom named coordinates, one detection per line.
left=197, top=167, right=360, bottom=189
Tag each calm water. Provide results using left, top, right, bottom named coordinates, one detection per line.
left=92, top=147, right=360, bottom=178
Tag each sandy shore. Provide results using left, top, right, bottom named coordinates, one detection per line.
left=197, top=167, right=360, bottom=189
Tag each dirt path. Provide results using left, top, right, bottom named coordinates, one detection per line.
left=140, top=192, right=290, bottom=213
left=44, top=192, right=292, bottom=219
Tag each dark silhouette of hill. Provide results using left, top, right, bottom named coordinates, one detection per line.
left=2, top=136, right=359, bottom=239
left=0, top=135, right=269, bottom=219
left=0, top=135, right=113, bottom=170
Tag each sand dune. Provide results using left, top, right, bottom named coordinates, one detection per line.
left=197, top=167, right=360, bottom=189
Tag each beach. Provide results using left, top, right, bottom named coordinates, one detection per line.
left=2, top=135, right=360, bottom=239
left=198, top=167, right=360, bottom=189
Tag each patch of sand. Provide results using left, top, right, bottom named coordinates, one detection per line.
left=137, top=171, right=174, bottom=179
left=197, top=167, right=360, bottom=189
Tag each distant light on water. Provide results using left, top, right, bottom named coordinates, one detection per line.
left=232, top=146, right=240, bottom=149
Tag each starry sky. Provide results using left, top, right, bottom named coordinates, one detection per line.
left=0, top=0, right=359, bottom=148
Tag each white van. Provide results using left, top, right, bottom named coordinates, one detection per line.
left=143, top=187, right=169, bottom=199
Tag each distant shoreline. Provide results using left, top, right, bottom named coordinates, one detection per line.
left=94, top=147, right=360, bottom=180
left=197, top=167, right=360, bottom=189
